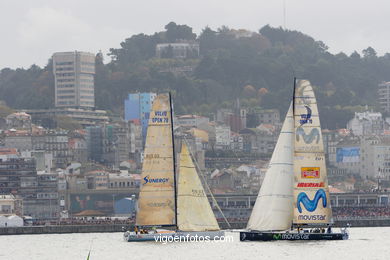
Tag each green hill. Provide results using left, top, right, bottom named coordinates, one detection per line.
left=1, top=23, right=389, bottom=129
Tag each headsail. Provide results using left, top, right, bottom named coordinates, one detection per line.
left=136, top=94, right=176, bottom=226
left=293, top=80, right=332, bottom=224
left=246, top=103, right=294, bottom=231
left=177, top=142, right=220, bottom=231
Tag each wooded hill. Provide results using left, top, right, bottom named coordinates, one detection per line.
left=1, top=22, right=389, bottom=129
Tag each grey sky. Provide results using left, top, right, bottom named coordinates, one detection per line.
left=1, top=0, right=389, bottom=69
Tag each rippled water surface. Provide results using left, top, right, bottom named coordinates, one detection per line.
left=0, top=227, right=388, bottom=260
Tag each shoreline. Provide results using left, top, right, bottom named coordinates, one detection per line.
left=1, top=219, right=390, bottom=235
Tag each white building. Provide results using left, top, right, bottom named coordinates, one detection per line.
left=177, top=115, right=210, bottom=129
left=156, top=42, right=199, bottom=59
left=215, top=125, right=231, bottom=150
left=347, top=110, right=385, bottom=136
left=360, top=136, right=390, bottom=180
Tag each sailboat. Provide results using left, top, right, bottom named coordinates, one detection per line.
left=240, top=79, right=349, bottom=241
left=124, top=93, right=223, bottom=242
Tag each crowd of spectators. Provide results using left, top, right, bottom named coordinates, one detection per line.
left=333, top=207, right=390, bottom=219
left=33, top=217, right=135, bottom=226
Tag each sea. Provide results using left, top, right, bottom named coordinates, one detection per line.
left=0, top=227, right=388, bottom=260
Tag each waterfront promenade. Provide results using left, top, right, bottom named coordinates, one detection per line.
left=1, top=217, right=390, bottom=235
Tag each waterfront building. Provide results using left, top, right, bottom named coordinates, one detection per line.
left=0, top=194, right=23, bottom=216
left=22, top=108, right=109, bottom=128
left=334, top=136, right=361, bottom=176
left=347, top=110, right=386, bottom=136
left=257, top=109, right=280, bottom=126
left=360, top=136, right=390, bottom=180
left=215, top=125, right=231, bottom=150
left=230, top=132, right=244, bottom=151
left=177, top=114, right=210, bottom=129
left=5, top=112, right=31, bottom=130
left=322, top=129, right=350, bottom=165
left=0, top=156, right=60, bottom=219
left=124, top=93, right=156, bottom=143
left=68, top=131, right=88, bottom=163
left=239, top=128, right=277, bottom=154
left=52, top=51, right=95, bottom=108
left=86, top=123, right=132, bottom=168
left=35, top=173, right=59, bottom=219
left=43, top=130, right=71, bottom=169
left=4, top=130, right=33, bottom=151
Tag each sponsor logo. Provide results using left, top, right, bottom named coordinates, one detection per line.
left=297, top=182, right=324, bottom=188
left=192, top=189, right=205, bottom=197
left=155, top=111, right=168, bottom=116
left=281, top=233, right=310, bottom=240
left=297, top=214, right=326, bottom=221
left=297, top=189, right=327, bottom=213
left=152, top=111, right=169, bottom=124
left=143, top=175, right=169, bottom=185
left=273, top=234, right=282, bottom=240
left=296, top=84, right=312, bottom=106
left=296, top=127, right=320, bottom=144
left=147, top=199, right=173, bottom=208
left=301, top=167, right=320, bottom=178
left=300, top=105, right=313, bottom=125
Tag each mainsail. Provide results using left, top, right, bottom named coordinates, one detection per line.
left=247, top=104, right=294, bottom=231
left=136, top=94, right=176, bottom=226
left=293, top=80, right=332, bottom=224
left=177, top=142, right=220, bottom=231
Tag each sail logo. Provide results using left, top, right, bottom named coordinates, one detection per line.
left=297, top=84, right=312, bottom=106
left=300, top=106, right=312, bottom=125
left=152, top=111, right=169, bottom=124
left=301, top=167, right=320, bottom=178
left=297, top=182, right=324, bottom=188
left=296, top=127, right=320, bottom=144
left=143, top=175, right=169, bottom=185
left=297, top=189, right=327, bottom=213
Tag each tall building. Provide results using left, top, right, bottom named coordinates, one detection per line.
left=53, top=51, right=95, bottom=108
left=124, top=93, right=156, bottom=142
left=379, top=81, right=390, bottom=112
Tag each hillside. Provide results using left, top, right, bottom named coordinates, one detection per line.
left=1, top=23, right=389, bottom=129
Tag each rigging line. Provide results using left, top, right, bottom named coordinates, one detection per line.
left=182, top=136, right=231, bottom=228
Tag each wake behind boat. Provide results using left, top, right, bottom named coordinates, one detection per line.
left=124, top=93, right=223, bottom=242
left=240, top=79, right=349, bottom=241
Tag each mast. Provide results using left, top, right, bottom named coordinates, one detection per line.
left=292, top=77, right=296, bottom=116
left=169, top=92, right=178, bottom=229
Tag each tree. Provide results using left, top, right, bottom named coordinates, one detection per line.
left=164, top=22, right=196, bottom=42
left=362, top=47, right=377, bottom=59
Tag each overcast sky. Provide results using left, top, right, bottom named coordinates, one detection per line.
left=1, top=0, right=389, bottom=69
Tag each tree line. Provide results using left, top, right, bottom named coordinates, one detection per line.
left=1, top=22, right=389, bottom=129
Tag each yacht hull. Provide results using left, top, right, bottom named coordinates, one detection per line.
left=124, top=230, right=225, bottom=242
left=239, top=231, right=348, bottom=241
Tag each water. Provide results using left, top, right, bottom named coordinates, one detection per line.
left=0, top=227, right=388, bottom=260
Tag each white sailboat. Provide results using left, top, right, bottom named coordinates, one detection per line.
left=240, top=79, right=349, bottom=241
left=124, top=93, right=223, bottom=242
